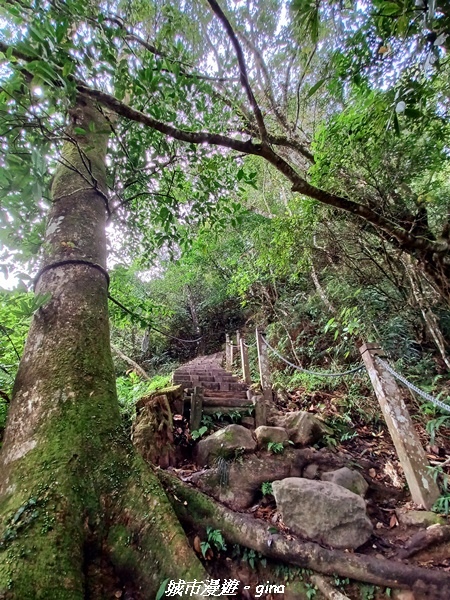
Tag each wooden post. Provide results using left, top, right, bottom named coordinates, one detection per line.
left=253, top=394, right=266, bottom=428
left=360, top=343, right=440, bottom=509
left=190, top=386, right=203, bottom=432
left=230, top=336, right=235, bottom=370
left=225, top=334, right=231, bottom=371
left=236, top=330, right=241, bottom=372
left=240, top=337, right=251, bottom=385
left=256, top=327, right=272, bottom=407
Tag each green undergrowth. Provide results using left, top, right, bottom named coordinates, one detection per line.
left=116, top=371, right=172, bottom=423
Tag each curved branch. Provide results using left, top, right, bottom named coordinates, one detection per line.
left=1, top=40, right=448, bottom=261
left=237, top=30, right=290, bottom=132
left=206, top=0, right=268, bottom=142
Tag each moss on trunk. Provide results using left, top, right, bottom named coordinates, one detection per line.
left=0, top=97, right=205, bottom=599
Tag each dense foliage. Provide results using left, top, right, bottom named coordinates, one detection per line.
left=1, top=0, right=449, bottom=431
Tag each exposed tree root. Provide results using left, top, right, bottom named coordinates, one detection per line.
left=398, top=525, right=450, bottom=559
left=159, top=471, right=450, bottom=599
left=310, top=575, right=351, bottom=600
left=108, top=456, right=208, bottom=596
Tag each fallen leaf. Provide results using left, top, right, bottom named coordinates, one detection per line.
left=193, top=535, right=201, bottom=554
left=390, top=515, right=398, bottom=528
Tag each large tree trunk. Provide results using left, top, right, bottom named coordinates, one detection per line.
left=0, top=97, right=205, bottom=599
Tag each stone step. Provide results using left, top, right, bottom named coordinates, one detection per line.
left=201, top=382, right=221, bottom=391
left=203, top=389, right=248, bottom=399
left=203, top=405, right=253, bottom=415
left=203, top=397, right=253, bottom=408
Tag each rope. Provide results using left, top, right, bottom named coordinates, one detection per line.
left=34, top=259, right=110, bottom=291
left=108, top=294, right=203, bottom=344
left=261, top=335, right=365, bottom=377
left=375, top=357, right=450, bottom=413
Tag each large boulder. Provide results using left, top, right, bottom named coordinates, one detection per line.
left=254, top=426, right=289, bottom=447
left=321, top=467, right=369, bottom=497
left=195, top=424, right=256, bottom=467
left=272, top=477, right=373, bottom=549
left=190, top=450, right=307, bottom=510
left=272, top=411, right=332, bottom=446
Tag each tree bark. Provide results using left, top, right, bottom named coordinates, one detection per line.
left=0, top=97, right=205, bottom=599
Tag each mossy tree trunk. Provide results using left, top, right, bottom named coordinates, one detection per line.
left=0, top=97, right=206, bottom=599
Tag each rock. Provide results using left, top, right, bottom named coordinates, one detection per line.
left=272, top=411, right=332, bottom=446
left=195, top=424, right=256, bottom=467
left=190, top=450, right=307, bottom=510
left=321, top=467, right=369, bottom=497
left=240, top=416, right=255, bottom=429
left=254, top=426, right=289, bottom=447
left=395, top=509, right=446, bottom=528
left=393, top=592, right=416, bottom=600
left=272, top=477, right=373, bottom=549
left=302, top=463, right=319, bottom=480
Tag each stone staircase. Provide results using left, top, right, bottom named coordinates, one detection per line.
left=172, top=352, right=254, bottom=427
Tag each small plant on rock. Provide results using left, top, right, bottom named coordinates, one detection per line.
left=191, top=425, right=208, bottom=441
left=267, top=441, right=287, bottom=454
left=261, top=481, right=273, bottom=496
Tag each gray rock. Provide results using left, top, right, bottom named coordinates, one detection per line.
left=272, top=477, right=373, bottom=549
left=272, top=411, right=332, bottom=446
left=302, top=463, right=319, bottom=480
left=254, top=425, right=289, bottom=447
left=321, top=467, right=368, bottom=497
left=190, top=450, right=306, bottom=510
left=195, top=424, right=256, bottom=467
left=395, top=509, right=446, bottom=528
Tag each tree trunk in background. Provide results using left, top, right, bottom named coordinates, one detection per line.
left=186, top=284, right=204, bottom=355
left=403, top=256, right=450, bottom=371
left=310, top=262, right=336, bottom=314
left=0, top=97, right=205, bottom=599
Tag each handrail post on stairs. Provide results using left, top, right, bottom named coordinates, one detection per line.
left=225, top=333, right=232, bottom=371
left=256, top=326, right=272, bottom=409
left=240, top=335, right=251, bottom=385
left=230, top=334, right=235, bottom=369
left=359, top=342, right=439, bottom=509
left=235, top=330, right=240, bottom=372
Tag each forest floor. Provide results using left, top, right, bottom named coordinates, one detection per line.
left=161, top=363, right=450, bottom=600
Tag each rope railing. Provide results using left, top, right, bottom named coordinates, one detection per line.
left=375, top=356, right=450, bottom=414
left=261, top=334, right=365, bottom=378
left=108, top=294, right=203, bottom=344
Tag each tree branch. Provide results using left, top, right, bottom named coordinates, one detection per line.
left=237, top=30, right=290, bottom=133
left=206, top=0, right=268, bottom=142
left=111, top=344, right=150, bottom=380
left=1, top=39, right=448, bottom=262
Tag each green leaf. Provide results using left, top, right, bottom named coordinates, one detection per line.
left=305, top=77, right=327, bottom=100
left=381, top=3, right=400, bottom=16
left=156, top=579, right=169, bottom=600
left=73, top=127, right=87, bottom=135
